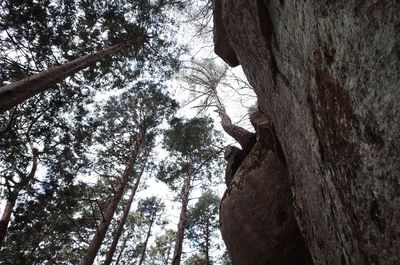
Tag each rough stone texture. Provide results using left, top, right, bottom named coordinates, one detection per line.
left=213, top=0, right=240, bottom=67
left=220, top=114, right=313, bottom=265
left=216, top=0, right=400, bottom=264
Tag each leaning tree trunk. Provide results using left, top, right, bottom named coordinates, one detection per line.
left=80, top=134, right=145, bottom=265
left=0, top=38, right=143, bottom=113
left=212, top=90, right=255, bottom=151
left=102, top=160, right=146, bottom=265
left=171, top=156, right=193, bottom=265
left=0, top=144, right=38, bottom=246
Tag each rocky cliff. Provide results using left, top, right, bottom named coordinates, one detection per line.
left=215, top=1, right=400, bottom=264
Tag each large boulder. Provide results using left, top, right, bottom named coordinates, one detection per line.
left=220, top=112, right=313, bottom=265
left=216, top=0, right=400, bottom=264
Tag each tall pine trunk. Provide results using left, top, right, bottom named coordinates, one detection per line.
left=103, top=161, right=146, bottom=265
left=171, top=156, right=193, bottom=265
left=0, top=39, right=141, bottom=113
left=138, top=216, right=155, bottom=265
left=80, top=134, right=145, bottom=265
left=0, top=144, right=38, bottom=246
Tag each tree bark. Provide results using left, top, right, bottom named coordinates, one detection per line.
left=0, top=189, right=19, bottom=246
left=171, top=156, right=193, bottom=265
left=0, top=38, right=142, bottom=113
left=102, top=161, right=146, bottom=265
left=0, top=144, right=38, bottom=246
left=138, top=217, right=155, bottom=265
left=216, top=101, right=255, bottom=151
left=80, top=134, right=145, bottom=265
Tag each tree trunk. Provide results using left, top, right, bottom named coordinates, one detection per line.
left=171, top=156, right=193, bottom=265
left=80, top=134, right=145, bottom=265
left=115, top=235, right=129, bottom=265
left=165, top=243, right=173, bottom=265
left=216, top=103, right=255, bottom=152
left=138, top=217, right=155, bottom=265
left=205, top=219, right=211, bottom=265
left=0, top=144, right=38, bottom=246
left=103, top=161, right=146, bottom=265
left=0, top=38, right=142, bottom=113
left=211, top=88, right=255, bottom=151
left=0, top=189, right=19, bottom=246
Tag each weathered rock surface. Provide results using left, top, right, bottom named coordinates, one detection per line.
left=213, top=0, right=239, bottom=67
left=220, top=113, right=312, bottom=265
left=215, top=0, right=400, bottom=264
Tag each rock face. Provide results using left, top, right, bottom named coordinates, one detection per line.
left=215, top=0, right=400, bottom=264
left=220, top=113, right=313, bottom=265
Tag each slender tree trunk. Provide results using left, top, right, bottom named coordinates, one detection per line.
left=165, top=243, right=173, bottom=265
left=138, top=217, right=155, bottom=265
left=214, top=97, right=255, bottom=151
left=115, top=235, right=130, bottom=265
left=171, top=156, right=193, bottom=265
left=205, top=219, right=211, bottom=265
left=80, top=134, right=145, bottom=265
left=0, top=38, right=142, bottom=113
left=0, top=144, right=38, bottom=246
left=0, top=188, right=19, bottom=246
left=103, top=161, right=146, bottom=265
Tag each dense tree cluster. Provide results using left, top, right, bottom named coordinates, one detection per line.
left=0, top=0, right=238, bottom=264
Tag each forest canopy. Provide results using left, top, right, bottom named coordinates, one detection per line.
left=0, top=0, right=251, bottom=264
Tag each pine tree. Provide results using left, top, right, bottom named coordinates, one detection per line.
left=0, top=0, right=183, bottom=112
left=184, top=253, right=208, bottom=265
left=0, top=0, right=183, bottom=259
left=80, top=83, right=177, bottom=265
left=185, top=190, right=220, bottom=265
left=147, top=229, right=177, bottom=265
left=0, top=39, right=144, bottom=113
left=136, top=197, right=167, bottom=265
left=102, top=158, right=148, bottom=265
left=183, top=59, right=255, bottom=151
left=158, top=117, right=222, bottom=265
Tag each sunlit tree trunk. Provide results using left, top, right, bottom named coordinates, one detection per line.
left=171, top=156, right=193, bottom=265
left=212, top=91, right=255, bottom=151
left=0, top=38, right=142, bottom=113
left=0, top=144, right=38, bottom=246
left=103, top=160, right=146, bottom=265
left=0, top=190, right=19, bottom=246
left=184, top=60, right=256, bottom=150
left=80, top=134, right=145, bottom=265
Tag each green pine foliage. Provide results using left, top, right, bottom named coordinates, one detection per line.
left=158, top=117, right=223, bottom=188
left=186, top=190, right=220, bottom=264
left=0, top=0, right=233, bottom=264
